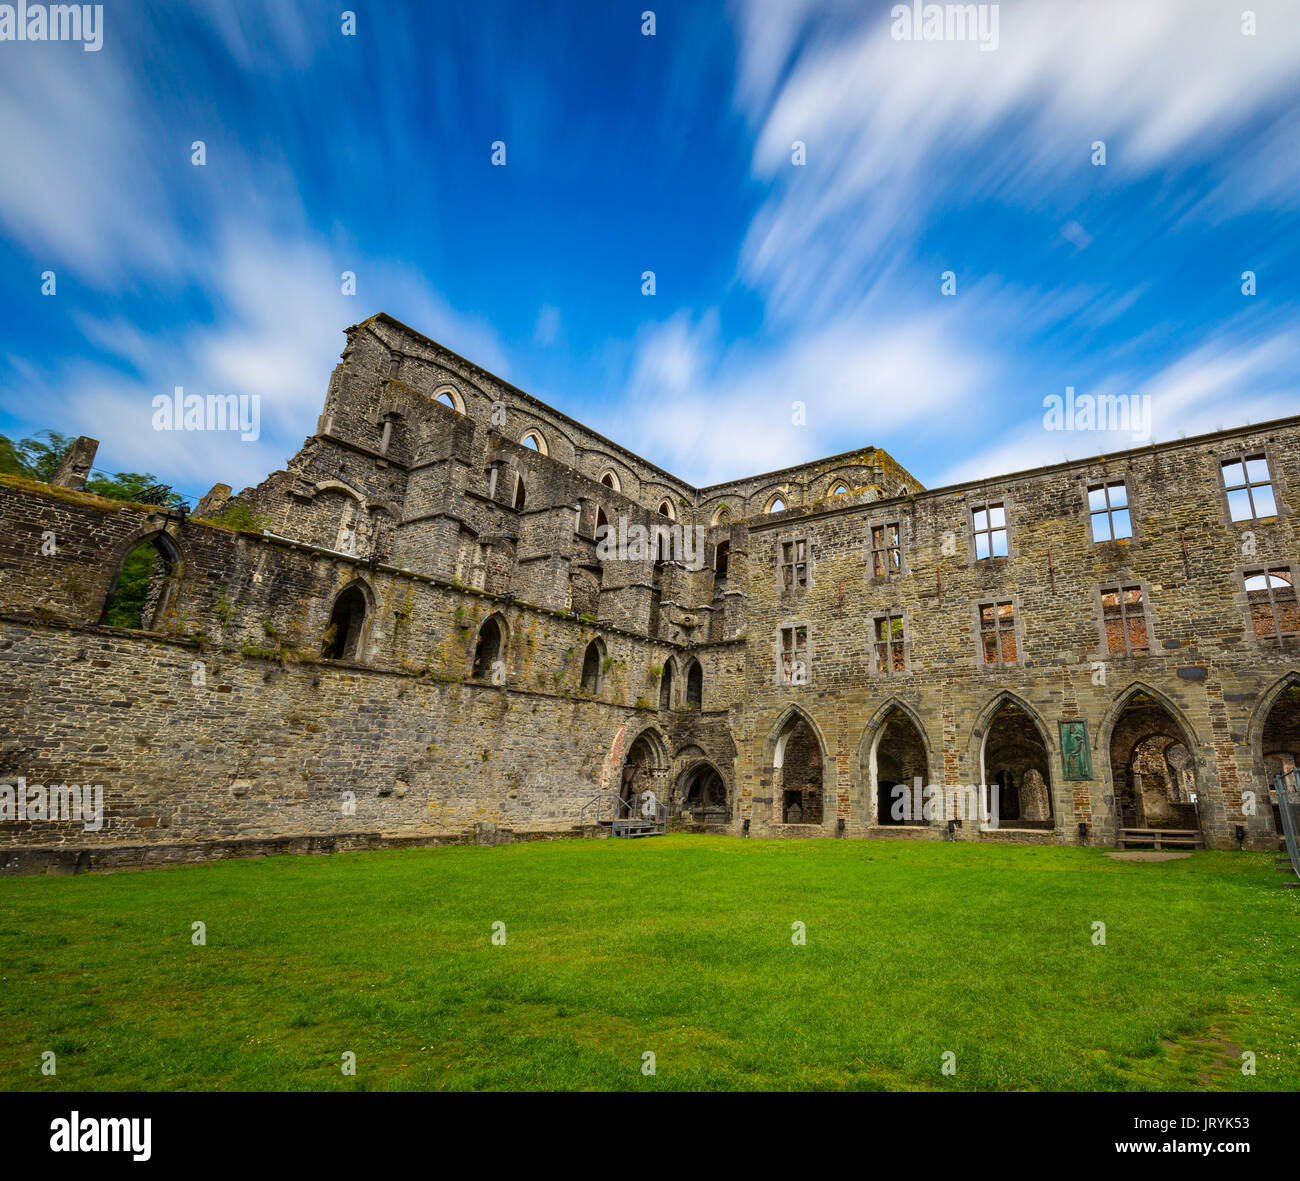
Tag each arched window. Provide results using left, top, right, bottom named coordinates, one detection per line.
left=596, top=506, right=610, bottom=537
left=830, top=483, right=848, bottom=497
left=714, top=540, right=730, bottom=578
left=600, top=470, right=620, bottom=492
left=711, top=504, right=732, bottom=526
left=659, top=661, right=674, bottom=710
left=686, top=659, right=703, bottom=709
left=322, top=583, right=368, bottom=661
left=581, top=639, right=605, bottom=693
left=513, top=475, right=526, bottom=510
left=769, top=497, right=785, bottom=514
left=101, top=532, right=182, bottom=630
left=521, top=430, right=548, bottom=455
left=657, top=499, right=675, bottom=520
left=433, top=386, right=465, bottom=414
left=472, top=615, right=506, bottom=680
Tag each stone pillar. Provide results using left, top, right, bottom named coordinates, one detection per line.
left=51, top=436, right=98, bottom=491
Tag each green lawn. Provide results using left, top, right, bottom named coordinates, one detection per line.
left=1, top=836, right=1297, bottom=1091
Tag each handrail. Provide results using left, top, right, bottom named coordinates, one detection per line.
left=1273, top=769, right=1300, bottom=879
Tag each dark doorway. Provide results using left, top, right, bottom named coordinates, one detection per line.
left=322, top=584, right=367, bottom=660
left=778, top=716, right=823, bottom=824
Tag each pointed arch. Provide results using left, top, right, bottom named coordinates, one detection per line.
left=859, top=697, right=935, bottom=763
left=658, top=656, right=676, bottom=710
left=321, top=577, right=373, bottom=661
left=100, top=528, right=184, bottom=630
left=685, top=658, right=703, bottom=708
left=969, top=690, right=1056, bottom=760
left=1252, top=671, right=1300, bottom=833
left=968, top=690, right=1058, bottom=830
left=472, top=612, right=508, bottom=680
left=768, top=705, right=828, bottom=827
left=620, top=725, right=671, bottom=812
left=581, top=636, right=606, bottom=693
left=1098, top=681, right=1200, bottom=759
left=767, top=703, right=829, bottom=767
left=1100, top=681, right=1206, bottom=837
left=859, top=698, right=934, bottom=827
left=598, top=469, right=621, bottom=493
left=1247, top=670, right=1300, bottom=759
left=432, top=385, right=466, bottom=415
left=520, top=429, right=548, bottom=455
left=674, top=758, right=730, bottom=821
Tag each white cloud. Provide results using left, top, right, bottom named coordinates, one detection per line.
left=613, top=306, right=993, bottom=485
left=732, top=0, right=1300, bottom=320
left=6, top=225, right=508, bottom=498
left=936, top=330, right=1300, bottom=487
left=533, top=304, right=562, bottom=347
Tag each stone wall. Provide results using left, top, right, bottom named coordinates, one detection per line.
left=732, top=418, right=1300, bottom=850
left=1, top=312, right=1296, bottom=868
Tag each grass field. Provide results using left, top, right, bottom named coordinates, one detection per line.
left=1, top=835, right=1297, bottom=1091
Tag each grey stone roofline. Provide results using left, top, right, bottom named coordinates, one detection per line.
left=364, top=313, right=1294, bottom=518
left=366, top=313, right=926, bottom=501
left=745, top=412, right=1300, bottom=531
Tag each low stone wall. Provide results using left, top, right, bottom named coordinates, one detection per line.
left=0, top=824, right=600, bottom=876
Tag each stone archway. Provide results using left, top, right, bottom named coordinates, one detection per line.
left=1107, top=689, right=1201, bottom=836
left=977, top=696, right=1055, bottom=830
left=863, top=704, right=931, bottom=827
left=676, top=761, right=729, bottom=823
left=773, top=710, right=825, bottom=826
left=620, top=728, right=670, bottom=816
left=1253, top=675, right=1300, bottom=836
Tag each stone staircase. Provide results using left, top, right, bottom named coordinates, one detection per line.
left=576, top=792, right=667, bottom=839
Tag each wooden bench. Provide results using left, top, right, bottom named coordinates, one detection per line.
left=1119, top=827, right=1200, bottom=850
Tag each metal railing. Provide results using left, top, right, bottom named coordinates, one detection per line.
left=578, top=791, right=668, bottom=837
left=1273, top=768, right=1300, bottom=880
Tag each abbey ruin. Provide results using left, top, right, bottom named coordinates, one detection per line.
left=2, top=312, right=1298, bottom=872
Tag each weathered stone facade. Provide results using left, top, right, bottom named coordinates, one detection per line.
left=1, top=312, right=1297, bottom=870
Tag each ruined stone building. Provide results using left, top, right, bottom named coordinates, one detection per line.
left=2, top=312, right=1298, bottom=871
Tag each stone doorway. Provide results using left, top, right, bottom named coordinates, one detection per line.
left=980, top=699, right=1053, bottom=829
left=1109, top=691, right=1200, bottom=835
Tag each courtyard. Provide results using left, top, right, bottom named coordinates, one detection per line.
left=1, top=835, right=1296, bottom=1091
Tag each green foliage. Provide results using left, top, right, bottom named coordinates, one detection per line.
left=0, top=430, right=71, bottom=481
left=87, top=470, right=184, bottom=508
left=198, top=502, right=269, bottom=532
left=100, top=544, right=160, bottom=629
left=0, top=428, right=183, bottom=507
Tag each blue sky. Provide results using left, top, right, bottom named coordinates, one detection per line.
left=1, top=0, right=1298, bottom=503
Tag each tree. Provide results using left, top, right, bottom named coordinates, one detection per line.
left=86, top=470, right=185, bottom=508
left=0, top=430, right=72, bottom=481
left=0, top=429, right=183, bottom=507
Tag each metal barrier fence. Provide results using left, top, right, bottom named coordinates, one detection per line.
left=1273, top=768, right=1300, bottom=880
